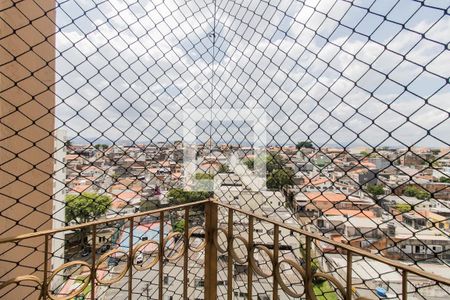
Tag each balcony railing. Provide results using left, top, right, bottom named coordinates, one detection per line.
left=1, top=1, right=450, bottom=300
left=1, top=198, right=449, bottom=300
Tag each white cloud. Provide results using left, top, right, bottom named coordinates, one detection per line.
left=55, top=0, right=450, bottom=147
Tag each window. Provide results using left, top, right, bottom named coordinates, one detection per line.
left=431, top=245, right=442, bottom=252
left=195, top=278, right=204, bottom=287
left=219, top=254, right=228, bottom=261
left=234, top=264, right=247, bottom=274
left=164, top=275, right=172, bottom=285
left=317, top=220, right=324, bottom=228
left=234, top=292, right=248, bottom=298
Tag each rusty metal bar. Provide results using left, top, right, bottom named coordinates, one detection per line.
left=159, top=211, right=164, bottom=300
left=42, top=234, right=49, bottom=300
left=205, top=201, right=218, bottom=300
left=183, top=207, right=190, bottom=300
left=247, top=215, right=254, bottom=300
left=128, top=217, right=134, bottom=300
left=91, top=224, right=97, bottom=300
left=273, top=224, right=279, bottom=300
left=305, top=236, right=312, bottom=300
left=346, top=251, right=352, bottom=300
left=402, top=270, right=408, bottom=300
left=2, top=198, right=450, bottom=299
left=227, top=207, right=233, bottom=300
left=215, top=201, right=450, bottom=286
left=0, top=200, right=210, bottom=244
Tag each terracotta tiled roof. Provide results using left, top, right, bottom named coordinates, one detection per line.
left=304, top=192, right=347, bottom=202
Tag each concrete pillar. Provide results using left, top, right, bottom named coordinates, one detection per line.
left=0, top=0, right=56, bottom=298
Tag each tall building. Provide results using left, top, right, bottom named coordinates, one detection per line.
left=51, top=130, right=67, bottom=270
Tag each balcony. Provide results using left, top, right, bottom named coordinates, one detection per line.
left=1, top=0, right=450, bottom=299
left=1, top=199, right=449, bottom=299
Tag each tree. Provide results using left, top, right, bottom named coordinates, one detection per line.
left=66, top=193, right=112, bottom=248
left=140, top=200, right=159, bottom=212
left=403, top=186, right=431, bottom=200
left=439, top=177, right=450, bottom=183
left=167, top=189, right=213, bottom=205
left=243, top=158, right=254, bottom=170
left=193, top=173, right=214, bottom=191
left=267, top=168, right=294, bottom=190
left=296, top=140, right=314, bottom=150
left=360, top=151, right=369, bottom=157
left=218, top=163, right=230, bottom=173
left=244, top=154, right=285, bottom=172
left=173, top=219, right=185, bottom=233
left=366, top=184, right=385, bottom=202
left=94, top=144, right=109, bottom=150
left=395, top=203, right=412, bottom=213
left=195, top=173, right=214, bottom=180
left=265, top=154, right=285, bottom=173
left=430, top=149, right=440, bottom=157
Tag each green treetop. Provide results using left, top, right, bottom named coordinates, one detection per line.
left=366, top=184, right=385, bottom=201
left=65, top=193, right=112, bottom=248
left=267, top=168, right=294, bottom=190
left=218, top=163, right=230, bottom=173
left=66, top=193, right=112, bottom=224
left=439, top=176, right=450, bottom=183
left=296, top=140, right=314, bottom=150
left=403, top=186, right=431, bottom=200
left=167, top=188, right=213, bottom=205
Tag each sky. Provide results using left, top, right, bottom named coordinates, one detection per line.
left=55, top=0, right=450, bottom=148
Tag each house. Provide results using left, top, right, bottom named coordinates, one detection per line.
left=301, top=192, right=374, bottom=214
left=381, top=223, right=450, bottom=260
left=315, top=214, right=386, bottom=241
left=405, top=210, right=449, bottom=232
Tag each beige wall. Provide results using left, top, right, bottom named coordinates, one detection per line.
left=0, top=0, right=56, bottom=298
